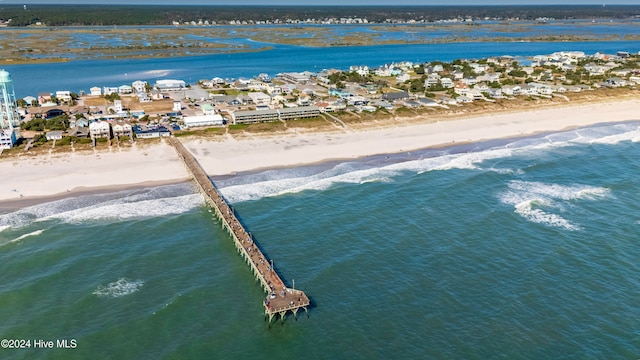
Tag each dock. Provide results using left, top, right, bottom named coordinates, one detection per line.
left=167, top=137, right=310, bottom=323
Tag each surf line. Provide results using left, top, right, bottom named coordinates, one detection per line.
left=168, top=137, right=310, bottom=325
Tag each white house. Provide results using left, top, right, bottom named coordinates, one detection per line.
left=103, top=86, right=119, bottom=95
left=469, top=63, right=488, bottom=74
left=520, top=85, right=538, bottom=96
left=90, top=86, right=102, bottom=96
left=118, top=85, right=133, bottom=94
left=425, top=73, right=441, bottom=88
left=114, top=99, right=123, bottom=113
left=454, top=83, right=470, bottom=96
left=440, top=77, right=454, bottom=88
left=201, top=104, right=216, bottom=116
left=606, top=77, right=627, bottom=87
left=462, top=77, right=477, bottom=86
left=132, top=80, right=147, bottom=93
left=396, top=73, right=410, bottom=83
left=456, top=95, right=473, bottom=103
left=501, top=85, right=521, bottom=96
left=474, top=82, right=489, bottom=92
left=112, top=123, right=133, bottom=136
left=468, top=88, right=484, bottom=100
left=55, top=90, right=72, bottom=103
left=248, top=91, right=271, bottom=106
left=488, top=88, right=503, bottom=98
left=89, top=121, right=111, bottom=138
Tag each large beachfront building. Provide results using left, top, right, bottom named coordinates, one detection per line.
left=154, top=79, right=186, bottom=91
left=231, top=106, right=320, bottom=124
left=183, top=114, right=225, bottom=128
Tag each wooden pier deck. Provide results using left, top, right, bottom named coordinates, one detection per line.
left=167, top=137, right=310, bottom=322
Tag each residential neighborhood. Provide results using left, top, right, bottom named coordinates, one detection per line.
left=2, top=50, right=639, bottom=151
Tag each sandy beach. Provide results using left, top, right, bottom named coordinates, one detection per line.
left=1, top=98, right=639, bottom=205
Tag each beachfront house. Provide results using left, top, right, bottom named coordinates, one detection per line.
left=45, top=131, right=63, bottom=141
left=456, top=95, right=473, bottom=103
left=133, top=125, right=170, bottom=138
left=89, top=120, right=111, bottom=139
left=66, top=126, right=90, bottom=138
left=501, top=85, right=521, bottom=96
left=113, top=123, right=133, bottom=137
left=417, top=97, right=439, bottom=107
left=605, top=77, right=627, bottom=87
left=488, top=88, right=503, bottom=98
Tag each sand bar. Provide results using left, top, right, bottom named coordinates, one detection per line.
left=1, top=99, right=639, bottom=204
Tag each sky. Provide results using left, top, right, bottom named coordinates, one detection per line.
left=2, top=0, right=639, bottom=5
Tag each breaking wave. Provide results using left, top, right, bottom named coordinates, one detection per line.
left=499, top=181, right=611, bottom=231
left=219, top=122, right=637, bottom=203
left=0, top=183, right=203, bottom=230
left=10, top=229, right=45, bottom=244
left=93, top=278, right=144, bottom=298
left=0, top=229, right=46, bottom=247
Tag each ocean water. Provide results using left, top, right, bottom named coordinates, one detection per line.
left=2, top=121, right=640, bottom=359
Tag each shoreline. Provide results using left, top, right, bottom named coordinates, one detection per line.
left=0, top=179, right=190, bottom=214
left=184, top=98, right=640, bottom=177
left=2, top=98, right=639, bottom=208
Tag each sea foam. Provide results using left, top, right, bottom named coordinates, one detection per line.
left=93, top=278, right=144, bottom=298
left=218, top=122, right=634, bottom=203
left=500, top=181, right=611, bottom=231
left=0, top=184, right=202, bottom=229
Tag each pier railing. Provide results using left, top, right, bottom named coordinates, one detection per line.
left=167, top=136, right=310, bottom=322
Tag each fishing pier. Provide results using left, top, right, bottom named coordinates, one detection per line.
left=168, top=137, right=310, bottom=323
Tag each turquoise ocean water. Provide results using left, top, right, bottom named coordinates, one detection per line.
left=2, top=121, right=640, bottom=359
